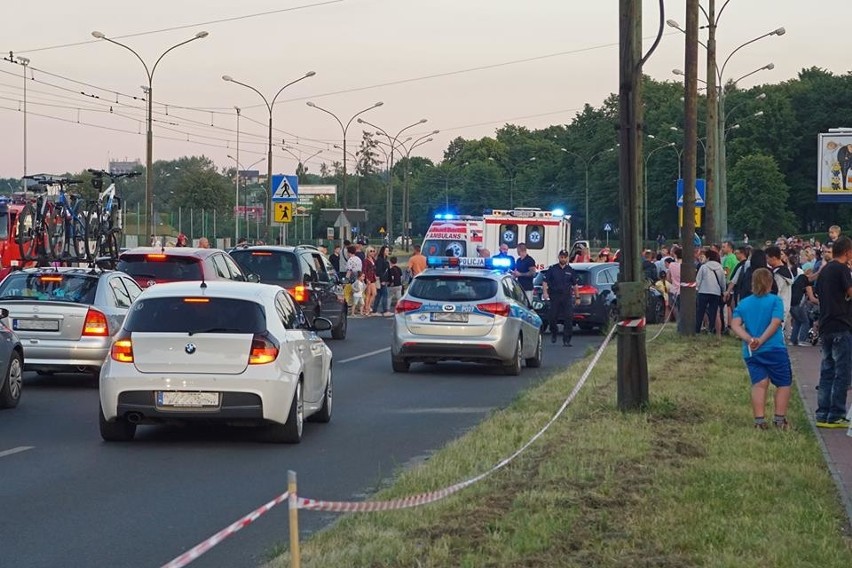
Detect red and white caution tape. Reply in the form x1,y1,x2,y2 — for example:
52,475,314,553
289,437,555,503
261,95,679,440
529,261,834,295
617,317,646,328
300,324,619,514
160,491,289,568
681,281,697,288
160,325,621,566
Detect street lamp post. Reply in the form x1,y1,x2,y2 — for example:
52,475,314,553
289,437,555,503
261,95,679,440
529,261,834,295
281,145,323,179
561,147,616,240
398,132,438,249
19,56,29,190
306,101,383,215
234,106,240,242
644,143,676,243
358,118,427,242
668,17,784,237
227,155,265,243
223,71,316,242
92,30,209,238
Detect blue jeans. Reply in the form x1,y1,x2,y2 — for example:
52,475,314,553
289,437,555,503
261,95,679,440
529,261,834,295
372,284,389,314
817,331,852,422
789,304,811,344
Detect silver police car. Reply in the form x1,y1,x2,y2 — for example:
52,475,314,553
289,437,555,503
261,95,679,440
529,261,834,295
391,257,543,374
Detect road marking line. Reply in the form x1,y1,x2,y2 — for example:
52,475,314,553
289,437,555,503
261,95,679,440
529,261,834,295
0,446,34,458
339,347,390,364
390,407,493,414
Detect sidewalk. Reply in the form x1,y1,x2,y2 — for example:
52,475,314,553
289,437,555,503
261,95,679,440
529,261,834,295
789,345,852,527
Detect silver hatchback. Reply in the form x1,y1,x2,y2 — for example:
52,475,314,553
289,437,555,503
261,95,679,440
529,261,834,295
391,264,543,374
0,268,143,376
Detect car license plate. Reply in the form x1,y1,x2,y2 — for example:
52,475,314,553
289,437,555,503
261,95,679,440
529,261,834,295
156,391,220,408
13,318,60,331
430,312,468,323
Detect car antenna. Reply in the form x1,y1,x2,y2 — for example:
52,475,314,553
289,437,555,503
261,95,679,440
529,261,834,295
200,275,207,289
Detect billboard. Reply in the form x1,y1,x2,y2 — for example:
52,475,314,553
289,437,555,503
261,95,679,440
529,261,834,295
817,132,852,203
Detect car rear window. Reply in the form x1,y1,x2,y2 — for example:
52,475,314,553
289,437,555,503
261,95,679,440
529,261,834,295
0,272,98,304
230,250,299,283
117,255,203,281
573,271,592,286
124,297,266,334
407,276,497,301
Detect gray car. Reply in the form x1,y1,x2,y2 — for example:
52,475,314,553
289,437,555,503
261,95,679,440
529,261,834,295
0,267,142,376
0,307,24,409
391,265,543,374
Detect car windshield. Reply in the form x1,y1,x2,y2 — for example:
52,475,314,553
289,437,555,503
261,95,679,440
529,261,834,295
0,272,98,304
230,250,299,283
124,297,266,334
117,255,203,281
407,275,497,301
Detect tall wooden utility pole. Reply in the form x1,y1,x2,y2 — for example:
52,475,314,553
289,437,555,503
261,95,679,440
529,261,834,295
704,0,718,243
679,0,700,336
617,0,648,409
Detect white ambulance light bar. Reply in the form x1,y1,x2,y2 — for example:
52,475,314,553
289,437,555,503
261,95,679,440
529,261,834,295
487,208,569,219
433,213,482,220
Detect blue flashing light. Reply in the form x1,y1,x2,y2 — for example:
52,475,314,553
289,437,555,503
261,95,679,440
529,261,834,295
433,213,444,220
488,257,513,270
552,208,565,217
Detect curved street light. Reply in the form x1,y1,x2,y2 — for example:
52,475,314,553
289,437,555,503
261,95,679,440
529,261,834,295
92,29,208,237
397,131,439,249
223,71,315,241
306,101,383,215
561,147,616,239
358,118,426,238
227,154,265,242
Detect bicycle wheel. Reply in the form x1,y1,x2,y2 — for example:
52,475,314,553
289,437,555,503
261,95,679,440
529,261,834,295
100,230,120,269
46,203,66,261
17,204,39,261
82,203,98,261
70,211,89,261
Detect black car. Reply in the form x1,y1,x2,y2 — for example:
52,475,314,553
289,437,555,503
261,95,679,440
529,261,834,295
229,245,347,339
532,262,665,332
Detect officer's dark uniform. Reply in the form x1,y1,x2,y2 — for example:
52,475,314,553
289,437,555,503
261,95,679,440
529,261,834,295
542,250,578,345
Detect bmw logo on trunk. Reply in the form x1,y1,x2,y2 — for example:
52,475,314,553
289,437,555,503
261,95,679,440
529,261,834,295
185,343,197,355
442,304,455,312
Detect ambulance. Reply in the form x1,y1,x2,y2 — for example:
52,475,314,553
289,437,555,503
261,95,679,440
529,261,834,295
420,214,484,258
482,208,571,270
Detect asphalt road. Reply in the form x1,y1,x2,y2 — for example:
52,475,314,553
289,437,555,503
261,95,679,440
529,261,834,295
0,317,602,568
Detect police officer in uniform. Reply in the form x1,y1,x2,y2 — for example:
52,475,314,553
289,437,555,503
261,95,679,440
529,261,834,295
541,249,580,346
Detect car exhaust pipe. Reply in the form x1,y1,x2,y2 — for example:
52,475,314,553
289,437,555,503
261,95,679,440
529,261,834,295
126,412,143,424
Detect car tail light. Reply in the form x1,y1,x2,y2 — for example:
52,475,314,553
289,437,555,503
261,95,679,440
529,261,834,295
477,302,511,317
577,285,598,306
39,275,63,283
251,251,272,256
289,285,310,303
83,308,109,336
395,299,422,313
111,332,133,363
249,334,279,365
146,254,167,260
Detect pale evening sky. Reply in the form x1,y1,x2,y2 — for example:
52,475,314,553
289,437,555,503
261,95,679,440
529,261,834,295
0,0,845,180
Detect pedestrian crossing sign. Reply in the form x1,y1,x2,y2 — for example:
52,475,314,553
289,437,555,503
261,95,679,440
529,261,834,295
274,202,294,224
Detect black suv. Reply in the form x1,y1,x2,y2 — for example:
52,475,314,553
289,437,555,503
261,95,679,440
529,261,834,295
229,245,347,339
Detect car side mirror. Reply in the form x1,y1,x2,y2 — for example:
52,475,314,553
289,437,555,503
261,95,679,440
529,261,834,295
311,317,333,332
246,273,260,283
0,308,7,319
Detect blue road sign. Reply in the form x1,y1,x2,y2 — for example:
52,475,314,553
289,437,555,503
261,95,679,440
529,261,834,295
271,175,299,202
676,178,706,207
603,223,613,232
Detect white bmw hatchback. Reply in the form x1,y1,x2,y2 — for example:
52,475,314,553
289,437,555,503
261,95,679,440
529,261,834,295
99,281,333,443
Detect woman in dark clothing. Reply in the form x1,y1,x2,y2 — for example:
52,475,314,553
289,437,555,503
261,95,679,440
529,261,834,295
371,245,391,316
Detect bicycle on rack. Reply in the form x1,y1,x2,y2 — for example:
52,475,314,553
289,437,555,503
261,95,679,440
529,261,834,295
17,175,85,264
85,169,139,268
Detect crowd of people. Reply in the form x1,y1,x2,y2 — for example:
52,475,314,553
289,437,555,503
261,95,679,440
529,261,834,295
651,226,851,431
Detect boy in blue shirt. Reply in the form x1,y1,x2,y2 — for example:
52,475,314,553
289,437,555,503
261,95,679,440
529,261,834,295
730,267,792,430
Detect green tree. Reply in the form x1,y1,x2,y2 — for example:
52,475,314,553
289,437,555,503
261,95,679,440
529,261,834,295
728,154,796,237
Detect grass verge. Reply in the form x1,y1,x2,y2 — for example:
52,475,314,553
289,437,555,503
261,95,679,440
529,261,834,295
268,330,852,567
